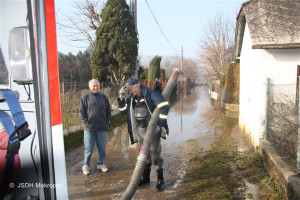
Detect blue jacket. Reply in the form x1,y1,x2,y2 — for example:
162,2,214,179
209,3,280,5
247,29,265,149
118,85,169,144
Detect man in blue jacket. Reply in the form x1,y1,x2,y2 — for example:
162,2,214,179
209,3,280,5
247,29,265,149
118,78,169,191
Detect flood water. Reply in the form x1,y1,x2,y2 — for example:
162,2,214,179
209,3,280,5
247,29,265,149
66,85,237,199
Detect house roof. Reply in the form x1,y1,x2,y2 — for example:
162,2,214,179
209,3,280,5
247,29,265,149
234,0,300,60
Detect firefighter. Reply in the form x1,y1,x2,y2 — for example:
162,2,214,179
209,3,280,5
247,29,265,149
118,78,169,191
154,78,162,93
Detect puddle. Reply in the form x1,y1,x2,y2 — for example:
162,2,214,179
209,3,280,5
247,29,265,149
66,85,249,199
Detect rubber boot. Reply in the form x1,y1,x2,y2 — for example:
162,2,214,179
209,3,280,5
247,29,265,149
156,168,165,191
139,163,151,186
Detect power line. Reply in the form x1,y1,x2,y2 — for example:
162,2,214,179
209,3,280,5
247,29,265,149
144,0,179,53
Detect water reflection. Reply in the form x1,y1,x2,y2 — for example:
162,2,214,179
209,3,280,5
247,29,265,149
209,93,238,128
107,125,131,160
104,84,237,160
163,85,213,148
171,84,199,115
106,83,202,151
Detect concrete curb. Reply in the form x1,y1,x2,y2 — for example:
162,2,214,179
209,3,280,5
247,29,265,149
63,124,84,136
260,139,300,200
63,110,119,136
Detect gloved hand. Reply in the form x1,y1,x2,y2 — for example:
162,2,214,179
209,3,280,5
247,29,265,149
160,126,169,140
119,86,127,99
155,126,161,134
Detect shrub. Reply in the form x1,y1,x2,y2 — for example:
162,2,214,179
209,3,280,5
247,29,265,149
223,63,240,104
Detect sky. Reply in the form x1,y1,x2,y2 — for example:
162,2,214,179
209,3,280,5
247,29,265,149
55,0,244,64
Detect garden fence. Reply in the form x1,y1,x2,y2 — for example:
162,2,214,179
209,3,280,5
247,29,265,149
60,81,119,128
265,78,299,172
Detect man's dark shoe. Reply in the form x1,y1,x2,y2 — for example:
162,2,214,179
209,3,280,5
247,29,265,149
155,179,165,191
139,176,150,186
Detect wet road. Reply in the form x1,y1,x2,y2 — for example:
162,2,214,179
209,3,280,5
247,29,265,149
66,85,224,199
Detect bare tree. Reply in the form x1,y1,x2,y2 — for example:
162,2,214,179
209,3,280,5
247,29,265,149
56,0,104,50
181,58,200,81
162,56,200,81
161,56,179,78
197,12,235,81
58,53,77,82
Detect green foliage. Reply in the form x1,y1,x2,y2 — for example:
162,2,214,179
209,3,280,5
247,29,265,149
160,69,166,81
76,51,92,84
58,51,92,84
220,73,226,87
91,0,138,83
147,55,161,81
138,66,148,81
223,63,240,103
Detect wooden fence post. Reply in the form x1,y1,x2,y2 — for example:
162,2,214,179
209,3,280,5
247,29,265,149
73,81,76,93
61,81,65,103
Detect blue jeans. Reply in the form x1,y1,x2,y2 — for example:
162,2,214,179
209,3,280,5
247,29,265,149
83,130,107,166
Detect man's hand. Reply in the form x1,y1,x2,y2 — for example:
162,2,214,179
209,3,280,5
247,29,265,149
160,127,168,139
119,86,127,100
155,126,161,134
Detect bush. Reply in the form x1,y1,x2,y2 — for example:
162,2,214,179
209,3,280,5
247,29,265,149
148,56,161,82
223,63,240,104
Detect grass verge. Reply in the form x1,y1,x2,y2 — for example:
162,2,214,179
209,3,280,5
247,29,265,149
63,113,127,152
176,133,283,200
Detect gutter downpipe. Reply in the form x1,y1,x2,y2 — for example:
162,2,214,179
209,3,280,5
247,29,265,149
121,68,182,200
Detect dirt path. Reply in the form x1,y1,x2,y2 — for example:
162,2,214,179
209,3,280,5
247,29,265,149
65,123,204,200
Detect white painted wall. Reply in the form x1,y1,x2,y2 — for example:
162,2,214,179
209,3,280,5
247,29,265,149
239,24,263,148
239,24,300,148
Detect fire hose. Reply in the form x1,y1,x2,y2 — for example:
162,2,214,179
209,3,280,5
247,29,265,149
121,68,182,200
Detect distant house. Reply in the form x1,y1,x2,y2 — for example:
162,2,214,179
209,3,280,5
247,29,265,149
234,0,300,148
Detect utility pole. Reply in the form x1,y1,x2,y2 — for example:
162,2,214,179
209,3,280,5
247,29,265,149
181,46,183,89
130,0,138,79
180,47,183,133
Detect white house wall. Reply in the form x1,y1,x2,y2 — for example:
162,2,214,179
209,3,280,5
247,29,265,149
239,24,263,148
262,48,300,87
239,24,300,148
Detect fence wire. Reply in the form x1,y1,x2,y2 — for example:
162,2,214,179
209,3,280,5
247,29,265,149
265,79,298,167
60,81,119,128
59,80,168,128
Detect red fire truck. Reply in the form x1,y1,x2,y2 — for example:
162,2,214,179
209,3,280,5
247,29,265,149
0,0,68,199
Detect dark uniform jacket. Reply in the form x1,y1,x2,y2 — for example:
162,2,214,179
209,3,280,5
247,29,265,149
118,85,169,144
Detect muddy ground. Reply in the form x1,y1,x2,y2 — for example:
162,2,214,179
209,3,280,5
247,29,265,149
65,86,269,200
66,123,257,200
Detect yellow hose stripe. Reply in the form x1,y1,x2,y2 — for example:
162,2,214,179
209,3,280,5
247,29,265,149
119,104,127,111
159,114,168,119
157,101,169,108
